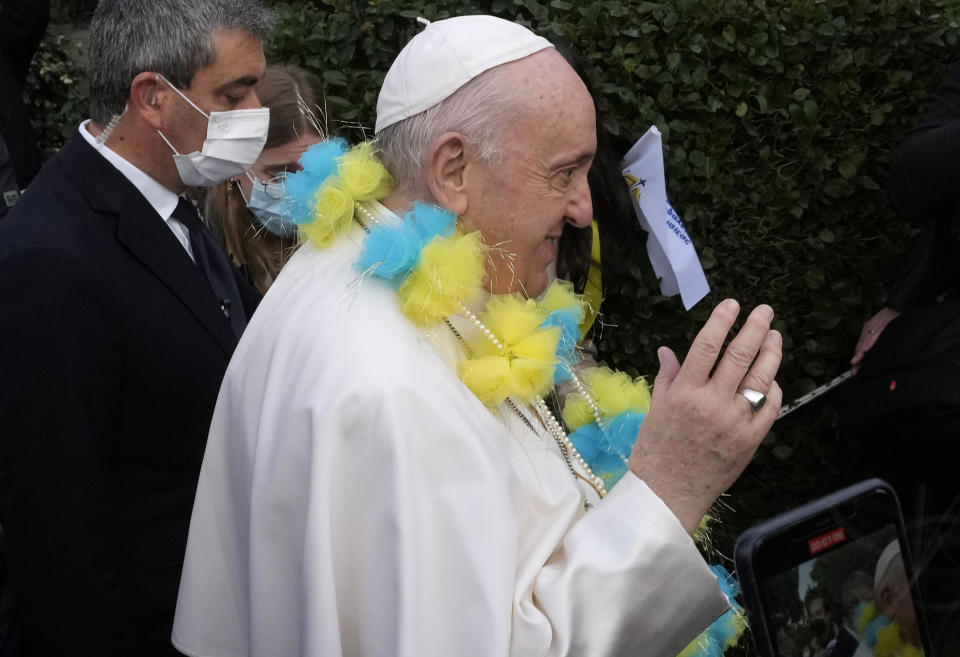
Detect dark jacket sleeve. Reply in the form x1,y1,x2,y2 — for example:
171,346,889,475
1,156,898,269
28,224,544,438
0,245,137,656
885,214,959,311
0,0,49,190
0,0,51,84
889,54,960,223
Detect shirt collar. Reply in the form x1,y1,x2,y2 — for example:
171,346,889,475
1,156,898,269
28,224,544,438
357,199,403,229
79,120,180,221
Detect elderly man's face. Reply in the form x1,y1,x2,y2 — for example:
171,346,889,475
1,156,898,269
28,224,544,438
877,564,920,646
460,50,596,297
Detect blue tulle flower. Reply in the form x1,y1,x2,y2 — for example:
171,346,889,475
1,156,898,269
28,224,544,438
408,202,457,241
355,202,457,280
283,139,348,225
356,222,422,280
568,410,644,488
300,138,347,181
863,613,891,648
712,563,740,600
684,565,746,657
542,307,582,383
567,422,604,463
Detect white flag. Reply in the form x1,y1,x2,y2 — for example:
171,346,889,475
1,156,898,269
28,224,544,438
621,125,710,310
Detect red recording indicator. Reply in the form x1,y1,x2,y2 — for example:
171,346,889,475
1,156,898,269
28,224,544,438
808,527,847,555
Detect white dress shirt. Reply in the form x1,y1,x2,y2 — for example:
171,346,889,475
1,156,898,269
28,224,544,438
79,120,195,260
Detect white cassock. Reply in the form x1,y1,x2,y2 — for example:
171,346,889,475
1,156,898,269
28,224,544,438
172,203,729,657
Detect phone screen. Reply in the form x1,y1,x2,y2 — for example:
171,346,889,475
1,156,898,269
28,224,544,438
758,521,925,657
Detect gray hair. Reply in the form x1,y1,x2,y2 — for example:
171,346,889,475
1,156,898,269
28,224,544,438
375,61,526,194
88,0,271,124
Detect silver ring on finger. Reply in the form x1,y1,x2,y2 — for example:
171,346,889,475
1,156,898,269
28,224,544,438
742,388,766,413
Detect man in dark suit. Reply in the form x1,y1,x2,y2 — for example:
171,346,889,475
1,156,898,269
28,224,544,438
0,1,268,655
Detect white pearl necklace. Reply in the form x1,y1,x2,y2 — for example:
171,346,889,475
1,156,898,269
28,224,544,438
533,397,607,498
354,201,384,228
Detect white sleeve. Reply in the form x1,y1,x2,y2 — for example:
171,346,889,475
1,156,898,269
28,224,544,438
302,381,725,657
528,471,730,657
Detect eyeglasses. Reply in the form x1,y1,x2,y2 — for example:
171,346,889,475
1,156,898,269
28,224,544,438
246,171,288,200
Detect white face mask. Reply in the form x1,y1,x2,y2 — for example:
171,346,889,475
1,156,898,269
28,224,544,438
155,73,270,187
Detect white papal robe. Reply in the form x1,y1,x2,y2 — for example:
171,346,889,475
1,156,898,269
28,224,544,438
172,205,729,657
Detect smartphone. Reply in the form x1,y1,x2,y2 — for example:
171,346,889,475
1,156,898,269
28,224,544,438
734,478,934,657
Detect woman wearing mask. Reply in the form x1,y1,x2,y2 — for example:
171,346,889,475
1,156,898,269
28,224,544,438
206,64,326,294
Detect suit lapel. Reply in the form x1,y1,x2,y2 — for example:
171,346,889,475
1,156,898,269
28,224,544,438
61,132,237,356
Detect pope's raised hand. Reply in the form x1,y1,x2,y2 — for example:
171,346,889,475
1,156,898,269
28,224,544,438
627,299,783,535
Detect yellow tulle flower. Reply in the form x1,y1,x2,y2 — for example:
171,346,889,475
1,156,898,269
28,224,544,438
457,295,560,406
301,182,354,249
540,279,584,319
562,395,594,431
857,602,879,635
562,366,651,431
477,296,548,351
399,231,486,325
585,366,651,415
875,623,902,657
459,356,512,407
677,607,746,657
338,142,393,200
458,330,559,406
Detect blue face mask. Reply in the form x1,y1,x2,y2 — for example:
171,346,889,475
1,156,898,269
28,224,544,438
241,173,299,239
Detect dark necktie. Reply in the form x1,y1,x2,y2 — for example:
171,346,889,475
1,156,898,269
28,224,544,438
172,197,247,337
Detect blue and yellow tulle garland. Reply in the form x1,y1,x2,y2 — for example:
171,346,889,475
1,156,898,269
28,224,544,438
856,602,924,657
679,565,747,657
286,139,746,657
285,140,586,407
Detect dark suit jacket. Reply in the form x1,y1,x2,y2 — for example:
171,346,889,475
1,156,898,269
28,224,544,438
0,131,260,656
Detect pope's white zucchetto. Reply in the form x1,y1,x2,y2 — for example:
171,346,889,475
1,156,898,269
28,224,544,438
374,15,554,134
874,540,901,589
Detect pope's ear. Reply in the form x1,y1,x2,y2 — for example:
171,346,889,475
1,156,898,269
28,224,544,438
129,71,164,130
425,132,469,216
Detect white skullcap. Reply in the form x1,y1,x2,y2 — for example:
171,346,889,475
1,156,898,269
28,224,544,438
874,540,901,590
375,15,554,134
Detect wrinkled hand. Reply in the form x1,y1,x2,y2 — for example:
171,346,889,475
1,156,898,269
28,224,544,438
850,306,900,374
628,299,782,535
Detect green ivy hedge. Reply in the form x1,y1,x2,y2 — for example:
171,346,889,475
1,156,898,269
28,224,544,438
25,29,89,159
24,3,960,642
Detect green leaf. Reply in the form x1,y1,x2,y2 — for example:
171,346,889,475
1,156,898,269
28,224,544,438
838,155,860,181
857,175,881,191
